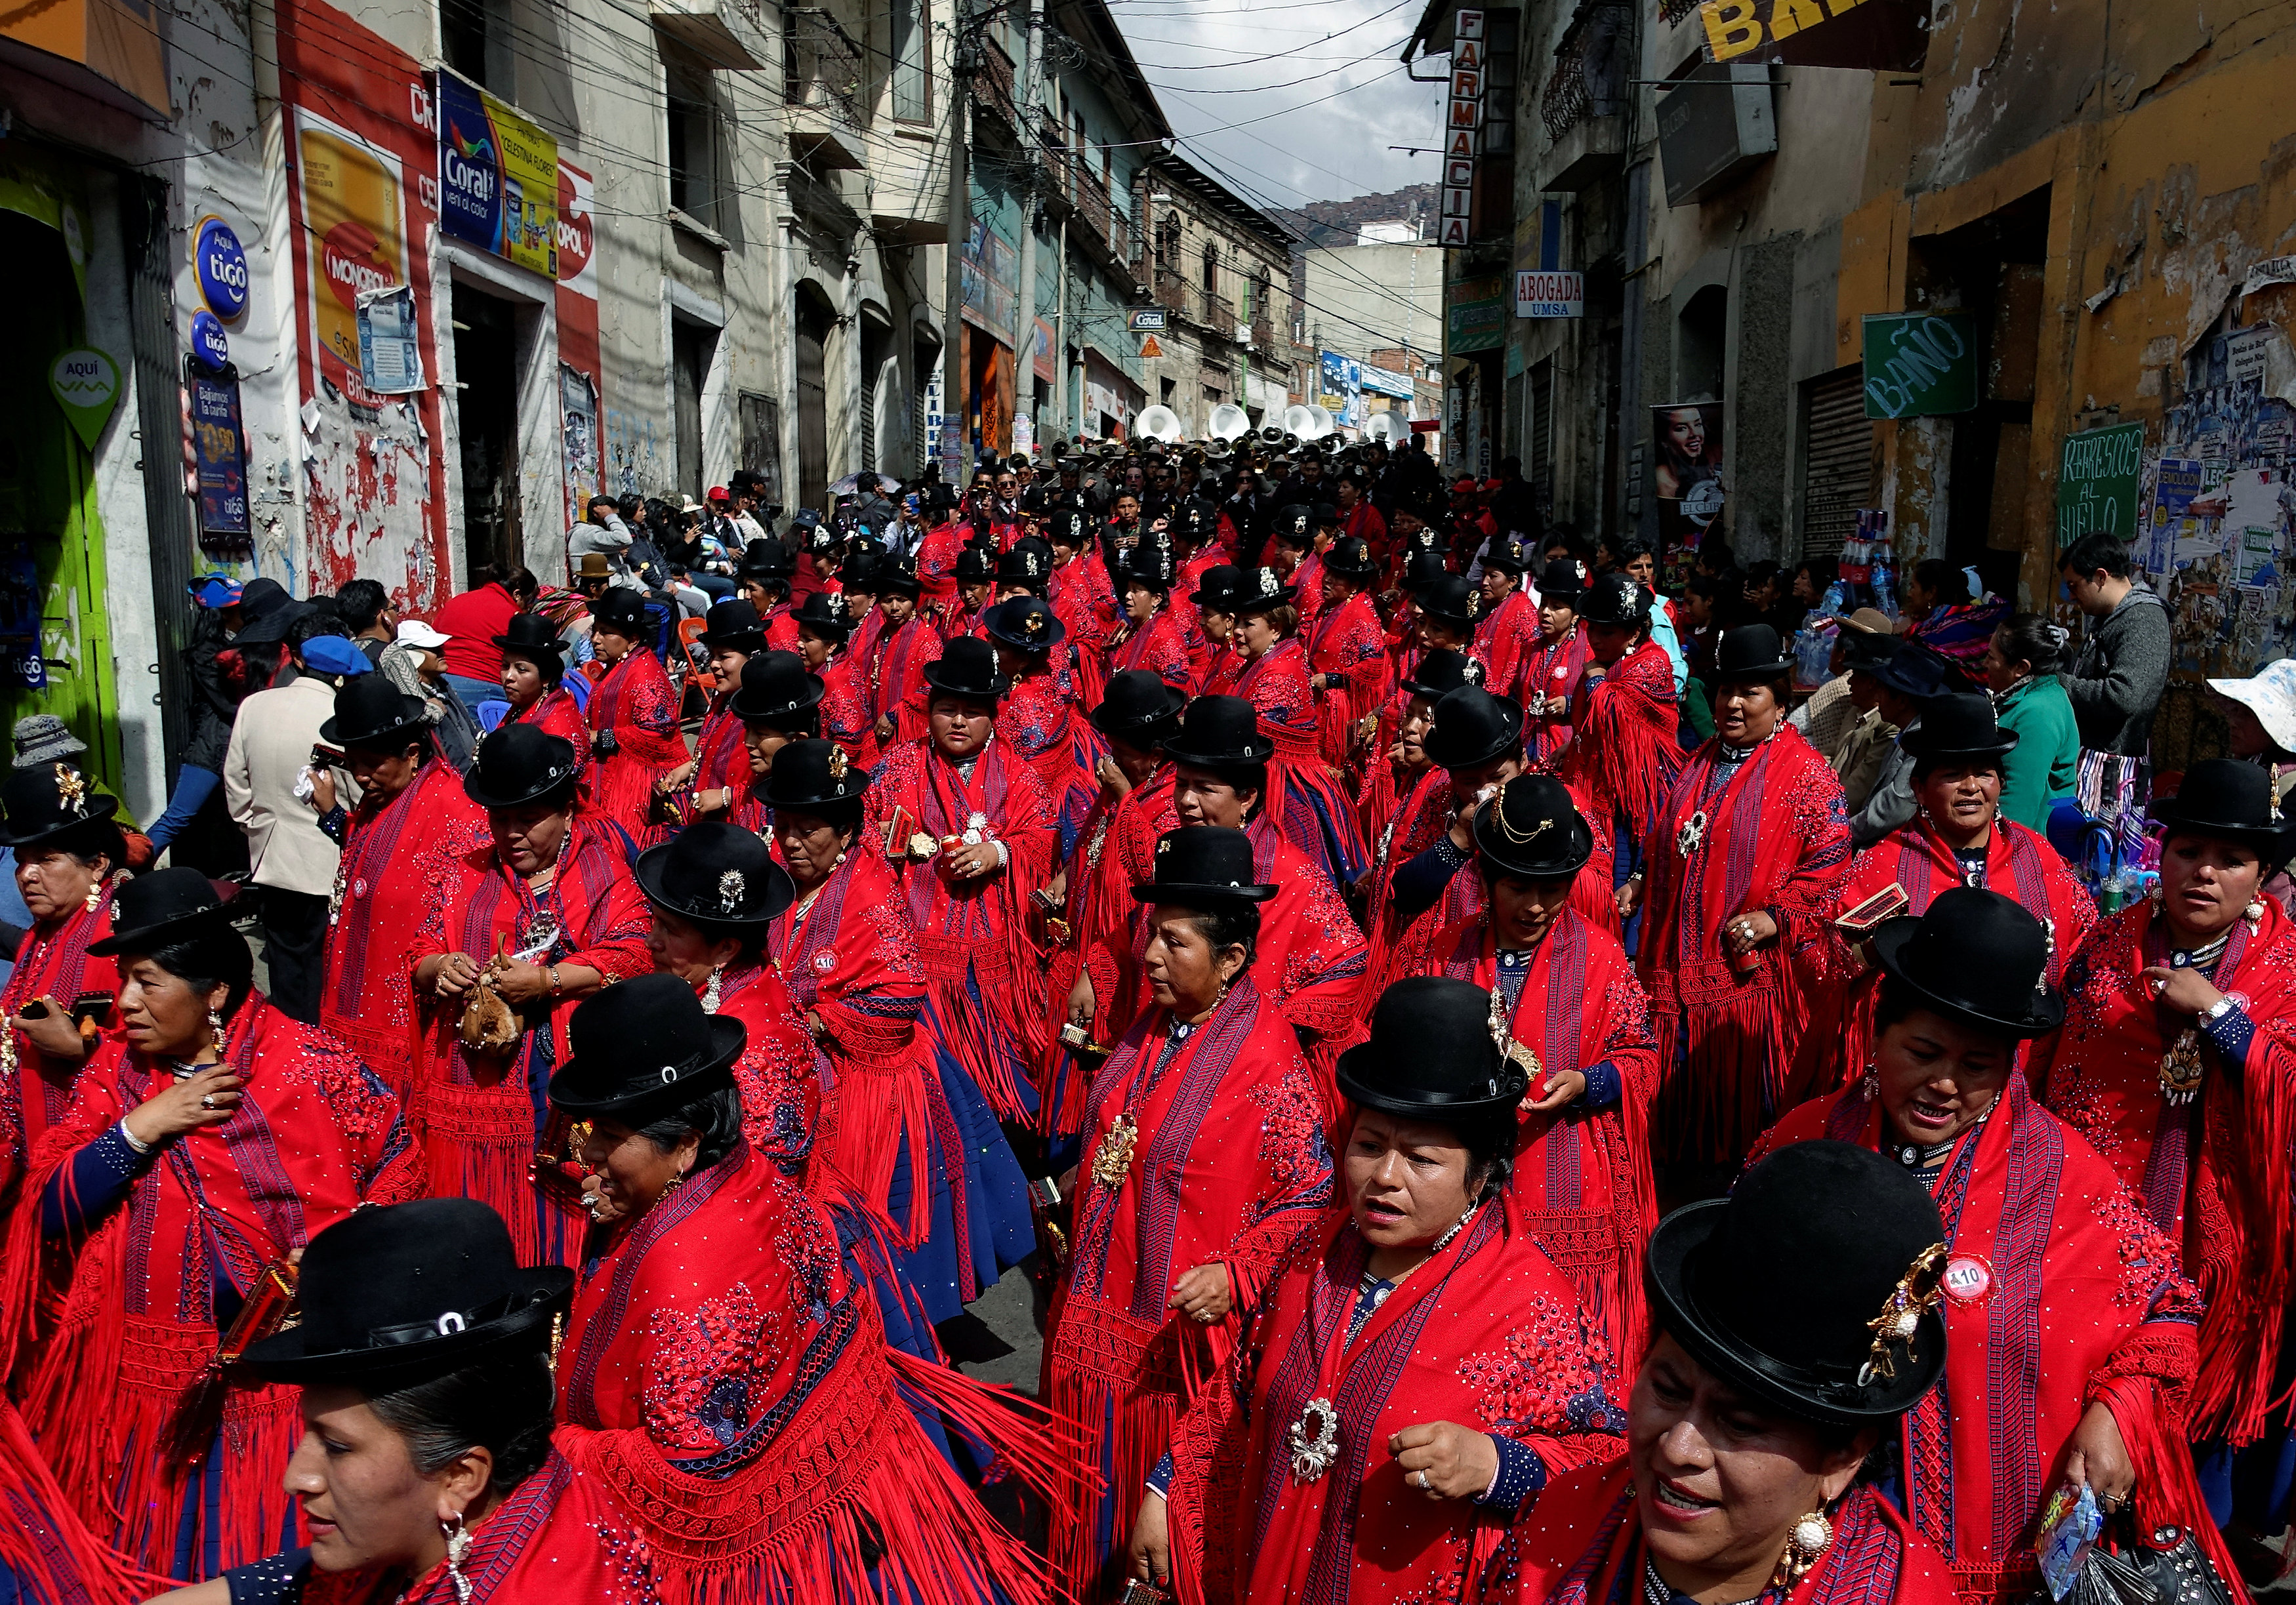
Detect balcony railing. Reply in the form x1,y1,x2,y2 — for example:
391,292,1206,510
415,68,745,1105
783,8,863,127
1541,1,1631,143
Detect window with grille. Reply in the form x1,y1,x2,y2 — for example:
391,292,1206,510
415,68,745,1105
1797,365,1875,559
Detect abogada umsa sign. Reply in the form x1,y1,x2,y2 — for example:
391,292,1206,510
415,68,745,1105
435,70,558,277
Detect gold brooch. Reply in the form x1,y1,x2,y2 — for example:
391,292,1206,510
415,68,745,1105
827,746,848,782
1858,1242,1948,1386
1092,1112,1139,1188
54,763,87,815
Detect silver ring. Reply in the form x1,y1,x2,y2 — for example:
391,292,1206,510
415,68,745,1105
1415,1469,1429,1490
199,1094,217,1110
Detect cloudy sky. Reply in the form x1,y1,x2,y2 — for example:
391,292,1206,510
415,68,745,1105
1105,0,1446,208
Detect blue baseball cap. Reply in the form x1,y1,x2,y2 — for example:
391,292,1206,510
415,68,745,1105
189,573,244,608
299,636,371,677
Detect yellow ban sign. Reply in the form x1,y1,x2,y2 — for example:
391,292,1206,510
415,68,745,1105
1698,0,1870,62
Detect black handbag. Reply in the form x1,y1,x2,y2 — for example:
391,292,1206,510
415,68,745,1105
2053,1524,2233,1605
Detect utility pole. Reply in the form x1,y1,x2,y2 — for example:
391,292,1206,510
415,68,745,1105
940,0,975,483
1010,0,1044,455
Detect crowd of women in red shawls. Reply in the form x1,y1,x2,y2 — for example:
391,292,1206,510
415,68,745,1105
0,469,2289,1605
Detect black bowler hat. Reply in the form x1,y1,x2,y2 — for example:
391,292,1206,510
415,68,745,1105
1310,502,1342,530
1715,623,1795,682
1577,573,1650,629
319,676,428,751
1091,669,1187,744
878,556,922,598
1122,539,1178,593
1193,565,1244,614
729,650,824,725
462,723,581,811
1324,536,1378,580
1900,693,2017,767
1403,521,1450,555
1173,499,1218,543
1422,684,1525,771
636,821,795,927
1535,558,1588,600
1401,649,1483,702
1403,550,1452,592
1335,977,1527,1129
1483,535,1534,576
2150,757,2296,857
1044,508,1090,546
1870,640,1953,701
1272,505,1314,546
0,760,119,849
1130,826,1276,907
699,599,766,652
243,1199,573,1385
1474,773,1593,882
790,591,852,644
1161,695,1275,769
740,540,794,580
1231,566,1297,614
998,538,1055,588
762,738,871,811
1870,886,2063,1038
1647,1140,1948,1427
1418,575,1479,633
89,866,234,955
841,550,885,591
955,546,997,584
233,598,310,646
548,973,745,1124
590,588,651,634
983,596,1065,656
492,612,568,662
920,637,1010,703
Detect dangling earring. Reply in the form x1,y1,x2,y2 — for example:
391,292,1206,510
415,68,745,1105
663,1167,689,1196
84,874,104,913
2245,898,2267,924
702,963,725,1014
1859,1061,1879,1099
441,1512,474,1605
1771,1509,1833,1589
208,1007,227,1057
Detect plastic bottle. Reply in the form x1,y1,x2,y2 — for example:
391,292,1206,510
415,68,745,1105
1820,578,1847,619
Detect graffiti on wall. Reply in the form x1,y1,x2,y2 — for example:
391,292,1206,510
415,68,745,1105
604,407,661,497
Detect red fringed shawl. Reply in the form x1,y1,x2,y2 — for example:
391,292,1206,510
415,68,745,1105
1424,908,1659,1363
1803,817,2095,1094
1044,976,1334,1600
0,890,119,1176
1471,590,1540,706
1640,729,1850,1166
1486,1461,1954,1605
322,759,489,1093
1238,815,1370,1057
1076,770,1181,1053
1557,640,1680,862
2032,899,2296,1447
864,737,1057,1120
5,1002,422,1578
1755,1079,2236,1605
699,962,829,1184
506,685,586,743
1111,607,1193,691
413,822,653,1268
816,654,879,773
999,667,1105,853
586,649,688,839
1308,590,1393,777
1235,637,1372,889
684,690,752,819
871,615,943,744
1521,625,1594,767
557,1145,1069,1605
1050,552,1119,708
0,1396,151,1605
1169,1198,1627,1605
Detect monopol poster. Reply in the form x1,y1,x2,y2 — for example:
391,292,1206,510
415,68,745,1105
1652,401,1725,586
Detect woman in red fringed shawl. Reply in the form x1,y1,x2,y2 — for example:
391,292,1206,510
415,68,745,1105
2030,760,2296,1532
1110,548,1195,693
938,542,998,641
1231,567,1372,891
411,726,653,1271
1336,474,1388,567
659,601,764,828
1044,826,1335,1601
314,680,490,1098
1050,672,1184,1139
581,588,689,842
1191,564,1247,697
789,591,878,773
0,762,126,1176
1632,626,1848,1180
1484,1141,1958,1605
987,596,1107,860
1046,512,1117,708
868,561,944,748
544,978,1076,1605
174,1198,661,1605
1559,575,1681,882
493,615,588,746
1802,694,2094,1091
1152,977,1627,1605
4,869,422,1583
1415,776,1658,1363
1471,538,1543,705
764,739,1034,1323
1307,537,1393,781
1752,888,2236,1604
863,639,1058,1124
1521,562,1595,767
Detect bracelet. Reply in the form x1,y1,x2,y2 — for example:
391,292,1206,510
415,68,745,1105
2203,994,2238,1023
117,1117,152,1156
546,965,562,998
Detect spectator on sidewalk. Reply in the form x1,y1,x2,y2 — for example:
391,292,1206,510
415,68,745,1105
334,577,398,668
1847,640,1952,848
1986,612,2081,830
2057,532,2170,756
568,495,634,577
377,617,483,771
224,622,370,1023
431,563,539,719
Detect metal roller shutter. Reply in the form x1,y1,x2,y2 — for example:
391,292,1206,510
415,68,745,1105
1799,366,1873,559
1529,358,1555,518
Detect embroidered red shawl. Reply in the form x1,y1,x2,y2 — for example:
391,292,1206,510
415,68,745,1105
688,691,751,802
1557,638,1680,862
998,667,1103,855
585,647,687,838
1111,607,1194,693
1170,1197,1627,1605
0,890,117,1177
1640,729,1850,1165
816,653,879,771
1521,624,1594,767
1755,1079,2234,1604
321,758,489,1091
1471,590,1540,705
4,1001,421,1576
2032,899,2296,1446
1236,638,1372,889
871,615,944,742
1075,770,1181,1052
557,1145,1066,1605
506,685,585,743
1308,590,1393,776
1425,907,1659,1362
1044,976,1334,1597
700,961,829,1184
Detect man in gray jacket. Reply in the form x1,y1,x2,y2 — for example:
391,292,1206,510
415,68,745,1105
1847,641,1954,848
2057,532,2171,756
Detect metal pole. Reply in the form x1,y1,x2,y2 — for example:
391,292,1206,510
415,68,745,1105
941,0,973,481
1010,0,1044,456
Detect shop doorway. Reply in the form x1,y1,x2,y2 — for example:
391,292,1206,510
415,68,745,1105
794,285,833,511
453,285,523,582
672,317,714,501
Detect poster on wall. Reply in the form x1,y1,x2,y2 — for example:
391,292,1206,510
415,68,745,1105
435,70,559,277
189,368,252,552
297,115,407,401
356,285,424,394
556,160,603,534
0,547,46,690
1652,401,1726,585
